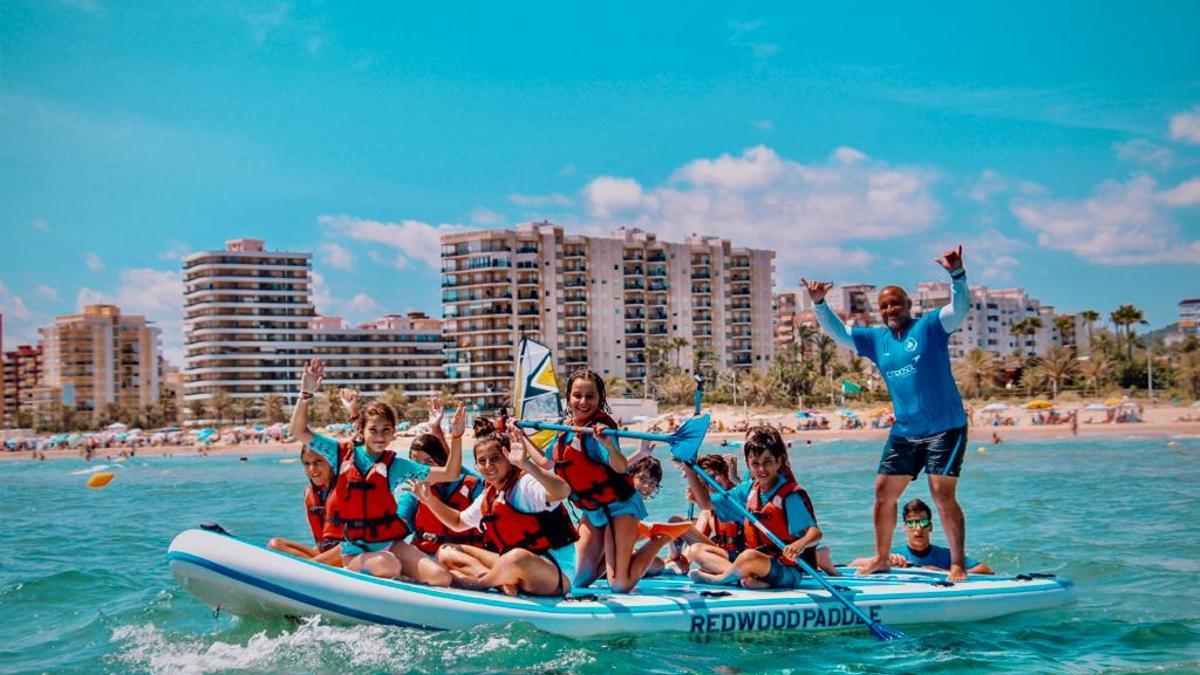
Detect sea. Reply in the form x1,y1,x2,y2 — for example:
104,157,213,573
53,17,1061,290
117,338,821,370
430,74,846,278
2,434,1198,674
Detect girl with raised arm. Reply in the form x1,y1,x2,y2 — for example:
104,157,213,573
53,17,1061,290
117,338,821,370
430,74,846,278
290,359,461,579
413,418,578,596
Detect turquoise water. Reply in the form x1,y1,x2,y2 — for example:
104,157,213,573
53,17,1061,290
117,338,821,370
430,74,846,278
2,435,1199,673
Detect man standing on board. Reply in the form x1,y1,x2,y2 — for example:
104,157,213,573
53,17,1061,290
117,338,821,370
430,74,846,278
803,245,973,581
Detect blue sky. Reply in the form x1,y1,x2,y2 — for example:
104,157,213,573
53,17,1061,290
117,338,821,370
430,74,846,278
2,1,1199,365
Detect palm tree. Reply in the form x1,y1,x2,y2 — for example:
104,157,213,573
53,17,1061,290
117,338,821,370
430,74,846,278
1009,317,1043,358
740,368,785,407
1176,351,1200,399
604,375,629,397
669,337,689,370
262,394,286,424
1080,310,1100,351
209,391,233,426
1110,304,1148,362
1054,316,1075,353
794,323,818,360
953,348,1000,399
186,399,207,425
1078,352,1114,397
380,386,409,412
1027,347,1079,398
657,370,697,405
814,334,837,377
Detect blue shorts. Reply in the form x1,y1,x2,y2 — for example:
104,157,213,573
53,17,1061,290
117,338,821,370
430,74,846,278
762,558,806,589
879,425,968,479
546,544,578,594
579,493,648,528
339,539,395,557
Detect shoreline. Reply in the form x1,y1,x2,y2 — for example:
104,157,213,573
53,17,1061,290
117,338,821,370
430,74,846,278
5,417,1196,462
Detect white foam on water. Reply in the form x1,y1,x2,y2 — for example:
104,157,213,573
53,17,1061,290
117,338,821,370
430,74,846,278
70,464,113,475
111,616,434,674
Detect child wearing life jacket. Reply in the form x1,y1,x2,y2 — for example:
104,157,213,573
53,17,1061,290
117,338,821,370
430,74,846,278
267,445,344,567
289,359,462,581
534,370,675,593
689,426,823,589
412,418,578,597
395,403,486,557
679,453,748,578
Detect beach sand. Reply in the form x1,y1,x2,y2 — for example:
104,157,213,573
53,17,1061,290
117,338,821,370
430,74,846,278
5,403,1197,462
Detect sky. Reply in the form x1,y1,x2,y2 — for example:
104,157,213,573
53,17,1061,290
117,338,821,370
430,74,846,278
2,1,1199,366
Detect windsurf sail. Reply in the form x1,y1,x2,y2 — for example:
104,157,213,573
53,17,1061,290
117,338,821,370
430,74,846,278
513,338,563,453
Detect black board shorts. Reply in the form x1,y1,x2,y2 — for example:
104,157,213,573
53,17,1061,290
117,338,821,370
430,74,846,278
878,425,968,479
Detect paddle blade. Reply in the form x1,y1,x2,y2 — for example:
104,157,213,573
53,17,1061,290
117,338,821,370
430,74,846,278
513,338,563,453
666,414,711,464
869,621,907,641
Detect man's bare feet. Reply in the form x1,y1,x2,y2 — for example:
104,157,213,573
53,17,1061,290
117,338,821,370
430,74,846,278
947,564,967,582
855,555,892,576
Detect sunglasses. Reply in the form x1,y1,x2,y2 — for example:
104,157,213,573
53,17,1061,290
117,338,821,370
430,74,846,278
904,518,932,530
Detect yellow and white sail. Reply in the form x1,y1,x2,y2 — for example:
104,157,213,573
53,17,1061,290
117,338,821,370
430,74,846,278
513,338,562,452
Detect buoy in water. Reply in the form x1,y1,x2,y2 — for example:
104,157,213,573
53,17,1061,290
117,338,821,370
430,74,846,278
87,472,116,488
977,446,987,453
1167,441,1180,448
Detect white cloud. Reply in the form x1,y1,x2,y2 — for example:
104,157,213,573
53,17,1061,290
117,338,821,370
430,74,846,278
979,255,1021,282
158,241,193,262
33,218,51,231
318,242,355,271
83,251,104,271
76,287,106,309
671,145,783,190
311,271,333,314
35,284,58,302
1114,139,1175,170
1159,177,1200,206
1169,105,1200,145
1011,175,1200,265
470,207,505,226
367,250,410,271
729,19,779,60
967,169,1008,204
508,192,573,207
0,280,32,320
583,177,646,219
348,292,380,315
318,214,460,269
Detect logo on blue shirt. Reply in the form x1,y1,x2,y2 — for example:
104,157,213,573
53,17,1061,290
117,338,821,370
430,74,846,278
904,337,918,353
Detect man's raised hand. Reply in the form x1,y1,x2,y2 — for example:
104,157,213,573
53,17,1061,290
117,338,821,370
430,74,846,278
801,278,834,304
934,245,964,273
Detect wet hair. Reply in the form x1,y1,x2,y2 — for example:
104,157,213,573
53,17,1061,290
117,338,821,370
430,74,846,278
410,433,447,465
696,453,730,477
352,400,398,447
472,416,511,457
903,498,932,520
743,424,796,483
565,369,611,415
628,456,662,484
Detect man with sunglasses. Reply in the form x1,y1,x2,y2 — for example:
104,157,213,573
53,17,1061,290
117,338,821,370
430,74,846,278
804,245,974,581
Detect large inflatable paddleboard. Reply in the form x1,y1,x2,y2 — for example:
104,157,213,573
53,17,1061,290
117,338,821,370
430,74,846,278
168,528,1073,637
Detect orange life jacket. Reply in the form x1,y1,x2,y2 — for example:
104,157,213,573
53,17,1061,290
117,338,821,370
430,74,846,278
480,470,579,555
304,483,330,544
322,446,410,545
743,479,818,568
552,412,635,511
709,511,746,556
412,473,485,554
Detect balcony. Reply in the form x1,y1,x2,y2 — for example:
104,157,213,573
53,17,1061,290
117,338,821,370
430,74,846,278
623,250,645,262
623,280,645,290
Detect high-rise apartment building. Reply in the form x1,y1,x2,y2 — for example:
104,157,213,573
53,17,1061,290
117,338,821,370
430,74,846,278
912,283,1085,358
33,304,159,420
184,239,445,415
2,345,43,427
442,223,775,407
183,239,316,407
1180,298,1200,338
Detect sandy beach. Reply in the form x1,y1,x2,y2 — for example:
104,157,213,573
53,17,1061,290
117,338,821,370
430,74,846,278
6,402,1197,463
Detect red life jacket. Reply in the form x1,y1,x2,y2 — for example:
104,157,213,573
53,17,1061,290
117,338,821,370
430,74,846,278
304,483,330,544
322,446,410,545
743,479,818,568
552,412,635,511
708,511,745,556
412,473,485,554
480,470,579,555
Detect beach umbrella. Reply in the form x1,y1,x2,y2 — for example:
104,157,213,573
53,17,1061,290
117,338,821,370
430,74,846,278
793,411,812,419
1025,400,1054,410
1084,403,1109,411
105,422,128,432
834,408,857,417
980,402,1008,412
869,406,892,417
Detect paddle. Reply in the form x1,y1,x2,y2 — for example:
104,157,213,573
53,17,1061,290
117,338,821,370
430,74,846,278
514,414,711,462
670,436,906,641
